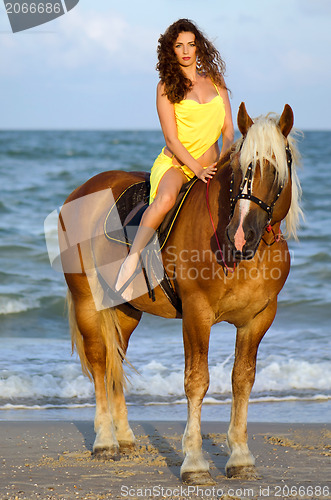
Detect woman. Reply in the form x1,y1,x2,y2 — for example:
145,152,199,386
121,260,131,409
115,19,234,300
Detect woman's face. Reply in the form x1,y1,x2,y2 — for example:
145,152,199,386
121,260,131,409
173,31,196,67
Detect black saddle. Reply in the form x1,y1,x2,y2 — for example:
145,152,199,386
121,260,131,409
103,173,197,314
104,173,197,250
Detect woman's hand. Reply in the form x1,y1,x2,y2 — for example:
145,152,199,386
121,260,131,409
196,162,218,183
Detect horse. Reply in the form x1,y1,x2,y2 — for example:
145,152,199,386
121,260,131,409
58,102,302,485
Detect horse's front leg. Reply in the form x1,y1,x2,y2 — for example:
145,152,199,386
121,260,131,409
181,298,214,485
226,299,278,478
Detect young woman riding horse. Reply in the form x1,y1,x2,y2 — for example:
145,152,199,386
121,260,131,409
60,20,302,487
115,19,234,301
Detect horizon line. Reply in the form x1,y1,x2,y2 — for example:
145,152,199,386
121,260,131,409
1,127,330,133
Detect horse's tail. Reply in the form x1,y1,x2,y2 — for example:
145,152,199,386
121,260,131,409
66,291,127,397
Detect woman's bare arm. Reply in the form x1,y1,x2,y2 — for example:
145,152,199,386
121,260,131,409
217,78,234,158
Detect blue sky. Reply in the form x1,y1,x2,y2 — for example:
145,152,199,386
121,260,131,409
1,0,330,130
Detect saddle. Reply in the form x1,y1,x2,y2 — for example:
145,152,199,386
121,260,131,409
103,173,198,313
104,174,197,250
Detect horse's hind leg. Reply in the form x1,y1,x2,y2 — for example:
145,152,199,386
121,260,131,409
67,283,118,458
67,277,140,458
226,299,278,478
110,304,142,450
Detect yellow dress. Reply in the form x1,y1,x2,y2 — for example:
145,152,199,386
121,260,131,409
149,84,225,203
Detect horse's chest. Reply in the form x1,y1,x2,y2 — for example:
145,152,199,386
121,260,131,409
213,278,273,325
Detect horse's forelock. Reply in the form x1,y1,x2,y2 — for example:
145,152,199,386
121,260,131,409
239,114,289,181
232,113,303,239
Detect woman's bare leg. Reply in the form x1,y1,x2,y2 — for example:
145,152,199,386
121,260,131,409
115,167,187,300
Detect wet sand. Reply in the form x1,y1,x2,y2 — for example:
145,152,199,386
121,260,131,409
0,421,330,499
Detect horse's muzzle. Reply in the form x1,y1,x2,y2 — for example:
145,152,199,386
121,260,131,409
226,218,263,261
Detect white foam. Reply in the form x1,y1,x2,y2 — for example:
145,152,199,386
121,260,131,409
0,364,93,399
126,357,331,398
0,297,40,315
254,358,331,392
128,369,184,397
0,403,95,411
144,361,168,372
143,394,331,406
0,350,330,405
1,394,329,411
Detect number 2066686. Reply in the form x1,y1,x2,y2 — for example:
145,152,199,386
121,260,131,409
274,485,330,497
5,3,62,14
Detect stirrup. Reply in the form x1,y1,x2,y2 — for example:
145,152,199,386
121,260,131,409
115,260,142,298
114,253,155,303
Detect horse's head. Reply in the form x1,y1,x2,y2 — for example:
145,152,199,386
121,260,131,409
226,102,301,260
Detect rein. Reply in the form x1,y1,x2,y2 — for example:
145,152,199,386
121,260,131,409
262,223,282,246
206,178,235,275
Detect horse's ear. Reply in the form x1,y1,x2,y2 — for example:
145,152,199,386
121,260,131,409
237,102,253,136
279,104,294,138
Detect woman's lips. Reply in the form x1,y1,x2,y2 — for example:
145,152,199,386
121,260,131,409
182,57,191,61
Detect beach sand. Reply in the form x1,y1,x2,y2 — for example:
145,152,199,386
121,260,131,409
0,421,330,500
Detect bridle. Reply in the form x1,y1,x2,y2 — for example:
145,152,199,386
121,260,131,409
205,140,293,275
229,143,293,226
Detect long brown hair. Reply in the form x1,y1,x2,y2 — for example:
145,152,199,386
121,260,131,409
156,19,227,104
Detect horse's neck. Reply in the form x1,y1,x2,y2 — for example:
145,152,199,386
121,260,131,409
212,155,232,206
207,156,232,240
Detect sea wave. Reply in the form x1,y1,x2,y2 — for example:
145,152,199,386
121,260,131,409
0,297,40,315
126,358,331,397
1,395,330,412
254,358,331,392
0,357,330,405
0,201,10,214
0,403,95,411
145,394,331,406
0,130,330,423
0,364,93,399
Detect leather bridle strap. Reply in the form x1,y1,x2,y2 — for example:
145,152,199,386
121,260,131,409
230,143,293,224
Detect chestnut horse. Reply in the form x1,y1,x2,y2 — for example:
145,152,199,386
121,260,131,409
60,103,302,484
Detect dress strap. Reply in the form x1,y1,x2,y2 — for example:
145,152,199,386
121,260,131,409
213,82,220,96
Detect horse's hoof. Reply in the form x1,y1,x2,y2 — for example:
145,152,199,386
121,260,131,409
92,447,121,461
182,471,216,485
119,441,136,453
226,465,259,479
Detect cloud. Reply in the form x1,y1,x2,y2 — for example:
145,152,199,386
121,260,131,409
56,10,158,72
1,1,330,129
298,0,331,16
282,49,317,75
0,9,159,76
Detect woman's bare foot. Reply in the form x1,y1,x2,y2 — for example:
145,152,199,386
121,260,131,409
115,253,140,302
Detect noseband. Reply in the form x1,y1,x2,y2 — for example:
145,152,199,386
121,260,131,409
230,144,293,225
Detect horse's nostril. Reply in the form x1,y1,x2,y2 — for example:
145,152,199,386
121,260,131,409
246,229,256,243
243,248,255,260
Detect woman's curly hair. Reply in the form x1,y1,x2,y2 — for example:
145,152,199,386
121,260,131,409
156,19,227,104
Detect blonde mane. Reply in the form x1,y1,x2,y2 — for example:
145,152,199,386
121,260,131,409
233,113,303,239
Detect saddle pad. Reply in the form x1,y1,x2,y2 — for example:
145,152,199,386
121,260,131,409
104,175,198,250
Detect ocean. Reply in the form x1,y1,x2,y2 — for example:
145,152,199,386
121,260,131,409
0,129,330,423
